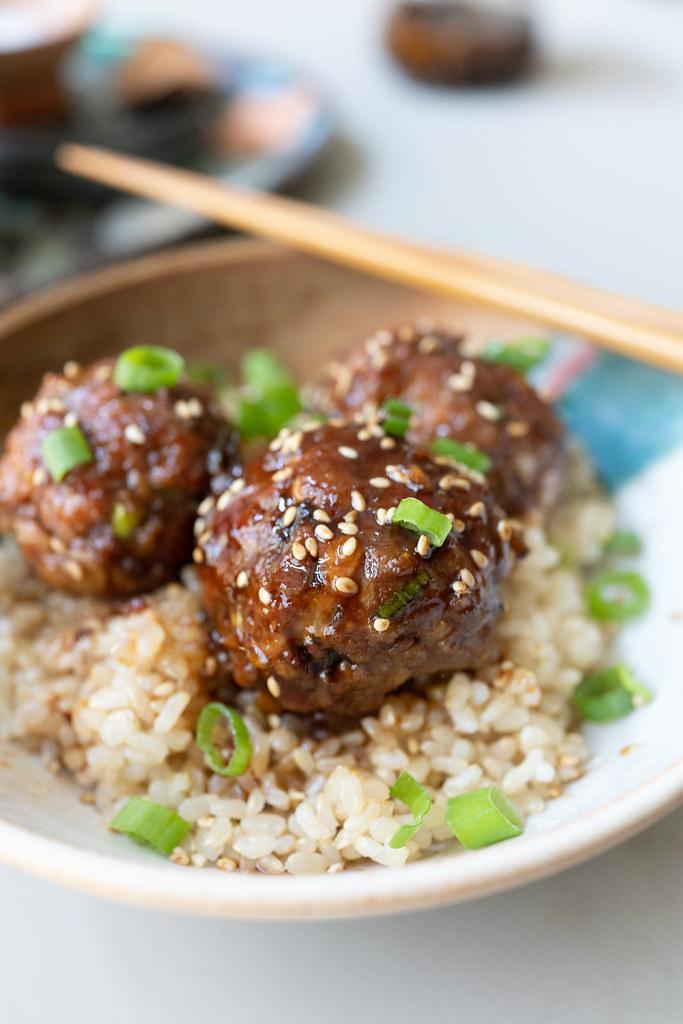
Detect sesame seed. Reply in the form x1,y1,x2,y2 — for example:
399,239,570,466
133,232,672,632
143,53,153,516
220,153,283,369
170,847,190,866
369,476,390,489
282,506,297,527
204,656,217,676
373,617,390,632
46,398,66,413
63,360,80,380
50,537,66,553
272,467,292,483
386,465,410,484
216,491,232,511
197,815,214,829
447,373,472,392
338,445,358,460
236,571,249,588
507,420,530,438
229,478,245,494
357,428,371,441
460,360,476,378
470,549,489,568
460,568,476,587
385,505,397,524
351,490,366,512
94,364,112,382
380,436,396,449
418,334,439,354
193,547,204,564
439,473,458,490
20,402,33,419
124,423,145,445
259,587,272,606
198,496,215,516
315,524,334,542
216,856,237,872
281,430,303,453
476,400,502,422
305,536,319,558
267,676,281,698
291,541,307,561
497,519,512,541
343,509,358,523
375,508,388,526
269,437,283,452
416,534,430,557
340,537,358,558
313,509,331,523
338,521,359,535
65,560,84,581
334,576,359,595
198,529,211,545
194,518,205,536
467,501,486,518
452,518,466,532
63,412,78,429
451,580,468,595
454,478,472,491
32,467,47,487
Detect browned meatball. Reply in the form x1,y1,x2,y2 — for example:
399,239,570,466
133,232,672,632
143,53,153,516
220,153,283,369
312,325,566,517
0,357,236,596
197,419,523,716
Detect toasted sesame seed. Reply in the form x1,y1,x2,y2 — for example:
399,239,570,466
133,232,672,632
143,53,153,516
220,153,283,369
267,676,281,698
46,398,66,414
375,508,388,526
451,580,468,595
94,364,111,382
507,420,530,438
305,536,319,558
198,496,215,516
198,529,211,545
32,467,47,487
369,476,390,489
351,490,366,512
313,509,331,523
216,491,232,511
439,473,458,490
216,856,237,872
447,373,472,392
418,334,439,354
63,360,80,380
343,509,358,523
20,402,33,419
63,411,78,429
470,549,489,568
380,436,397,450
334,576,359,595
452,518,466,532
338,521,359,535
170,847,191,866
272,467,293,483
416,533,430,557
194,518,205,537
229,478,245,494
476,400,502,422
269,437,283,452
236,571,249,589
193,547,204,564
291,541,307,561
497,519,512,541
282,506,297,527
386,465,410,484
340,537,358,558
204,656,217,676
49,537,66,554
281,430,303,453
65,560,84,581
373,617,390,632
259,587,272,606
385,505,397,523
460,359,476,378
124,423,145,445
357,428,371,441
338,445,358,460
467,501,486,519
460,568,476,587
315,524,334,542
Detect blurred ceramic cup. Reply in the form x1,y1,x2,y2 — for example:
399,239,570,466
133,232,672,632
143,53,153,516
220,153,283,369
0,0,96,126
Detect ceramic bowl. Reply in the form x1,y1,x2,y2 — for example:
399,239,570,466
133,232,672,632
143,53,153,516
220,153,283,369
0,238,681,918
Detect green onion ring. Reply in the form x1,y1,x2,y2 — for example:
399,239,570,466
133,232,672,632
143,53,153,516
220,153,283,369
195,701,252,777
389,772,431,849
393,497,452,547
114,346,185,393
586,570,650,621
41,424,94,482
445,786,524,849
481,336,551,373
111,503,142,540
110,796,191,855
430,437,492,474
603,529,641,557
574,663,652,722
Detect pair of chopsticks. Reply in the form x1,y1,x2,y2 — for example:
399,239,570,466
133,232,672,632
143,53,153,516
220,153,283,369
57,143,683,375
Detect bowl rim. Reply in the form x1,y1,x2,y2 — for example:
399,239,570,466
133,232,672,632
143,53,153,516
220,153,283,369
1,236,682,920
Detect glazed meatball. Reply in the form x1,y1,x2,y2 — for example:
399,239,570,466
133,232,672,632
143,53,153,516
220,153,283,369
197,419,523,716
0,356,236,596
312,325,566,516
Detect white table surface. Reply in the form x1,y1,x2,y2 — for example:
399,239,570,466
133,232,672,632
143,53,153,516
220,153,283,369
2,2,682,1020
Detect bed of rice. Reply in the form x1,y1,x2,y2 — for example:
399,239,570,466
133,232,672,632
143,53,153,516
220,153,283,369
0,452,616,875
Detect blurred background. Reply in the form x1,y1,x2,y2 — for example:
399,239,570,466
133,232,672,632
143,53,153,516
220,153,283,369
2,0,682,310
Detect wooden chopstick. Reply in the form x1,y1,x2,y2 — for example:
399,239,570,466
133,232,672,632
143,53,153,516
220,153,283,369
56,143,683,374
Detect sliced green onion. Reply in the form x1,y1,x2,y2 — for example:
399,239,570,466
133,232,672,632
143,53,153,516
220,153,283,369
237,350,302,439
389,772,431,849
110,796,190,855
381,397,412,438
586,570,650,621
186,361,230,391
604,529,641,557
383,415,409,438
481,336,551,374
195,701,252,777
393,497,452,547
574,663,652,722
383,397,412,419
242,349,291,390
111,502,141,540
375,569,430,620
430,437,492,474
445,786,523,849
114,346,185,393
41,424,94,482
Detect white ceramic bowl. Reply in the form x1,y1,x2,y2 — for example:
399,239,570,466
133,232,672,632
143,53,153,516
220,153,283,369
1,239,681,919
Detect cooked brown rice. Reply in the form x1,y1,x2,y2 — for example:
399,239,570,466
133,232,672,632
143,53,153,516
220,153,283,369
0,451,615,875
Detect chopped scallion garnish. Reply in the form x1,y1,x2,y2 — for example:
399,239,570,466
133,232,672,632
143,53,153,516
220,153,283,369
389,772,431,849
445,786,523,849
574,663,652,722
186,362,230,391
430,437,492,474
586,570,650,621
111,503,141,540
41,424,94,482
375,570,430,620
114,346,185,393
393,497,452,547
237,349,302,440
481,336,551,374
195,702,252,777
383,398,412,419
110,797,191,855
242,349,292,391
604,529,641,557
